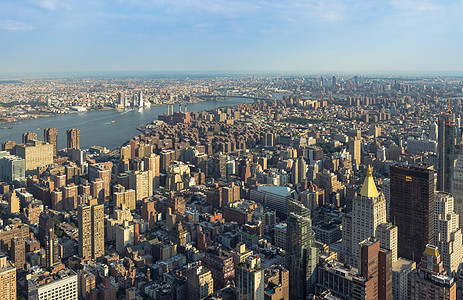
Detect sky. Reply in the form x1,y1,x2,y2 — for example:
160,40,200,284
0,0,463,74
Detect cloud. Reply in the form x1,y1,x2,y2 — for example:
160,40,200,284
0,20,34,30
34,0,74,11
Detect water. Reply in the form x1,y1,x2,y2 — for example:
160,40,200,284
0,97,254,150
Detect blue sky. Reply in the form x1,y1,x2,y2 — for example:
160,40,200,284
1,0,462,73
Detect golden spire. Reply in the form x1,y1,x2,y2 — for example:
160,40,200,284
360,165,379,198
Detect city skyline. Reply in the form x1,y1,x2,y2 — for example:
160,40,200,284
1,0,463,74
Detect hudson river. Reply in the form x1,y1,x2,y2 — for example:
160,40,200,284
0,97,255,150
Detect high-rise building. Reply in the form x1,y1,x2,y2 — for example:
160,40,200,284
285,200,318,299
392,258,416,300
357,237,392,300
291,157,307,185
342,166,388,266
203,248,235,291
22,131,37,144
408,245,456,299
11,237,25,270
14,140,53,173
78,203,104,259
27,268,78,300
0,255,16,300
434,192,463,274
0,151,25,182
115,220,134,253
236,255,264,300
438,112,456,192
45,228,60,268
186,263,214,300
348,137,361,166
376,222,398,264
66,128,80,149
390,164,435,263
452,143,463,229
44,128,58,156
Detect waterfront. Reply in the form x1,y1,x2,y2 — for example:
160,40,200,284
0,97,255,150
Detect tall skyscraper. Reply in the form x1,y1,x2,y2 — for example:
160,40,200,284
66,128,80,149
22,131,37,144
45,228,60,268
236,256,264,300
292,157,307,185
11,237,25,270
433,192,463,274
452,142,463,228
43,128,58,157
348,137,361,166
286,200,318,299
438,111,455,192
0,255,16,300
342,166,390,267
78,203,104,259
390,165,435,262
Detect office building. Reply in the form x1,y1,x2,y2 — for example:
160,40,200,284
342,166,388,266
27,268,78,300
11,237,25,269
434,192,463,274
438,112,456,192
14,140,54,173
286,201,318,299
236,255,264,300
348,137,361,166
203,248,235,290
0,151,25,182
115,220,134,253
452,143,463,229
392,258,416,300
43,128,58,157
66,128,80,149
357,237,392,300
408,245,456,299
0,255,16,300
390,165,435,262
78,203,104,259
45,228,60,268
186,263,214,300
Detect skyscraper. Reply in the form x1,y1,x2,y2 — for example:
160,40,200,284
286,200,318,299
236,255,264,300
0,255,16,300
78,203,104,259
437,111,455,192
348,137,361,166
390,165,435,262
66,128,80,149
45,228,60,268
44,128,58,157
433,192,463,274
342,166,389,267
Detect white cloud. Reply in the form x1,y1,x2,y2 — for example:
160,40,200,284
0,19,34,30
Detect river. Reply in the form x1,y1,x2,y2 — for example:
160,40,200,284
0,97,255,150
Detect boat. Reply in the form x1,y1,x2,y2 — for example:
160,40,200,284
138,107,143,112
111,120,115,124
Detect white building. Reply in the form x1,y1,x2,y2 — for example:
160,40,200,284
274,223,287,249
392,258,416,300
434,192,463,274
28,268,78,300
342,166,387,267
236,256,264,300
376,222,398,263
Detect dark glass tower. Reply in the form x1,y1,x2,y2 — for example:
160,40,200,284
286,201,318,299
438,112,455,192
390,165,435,262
